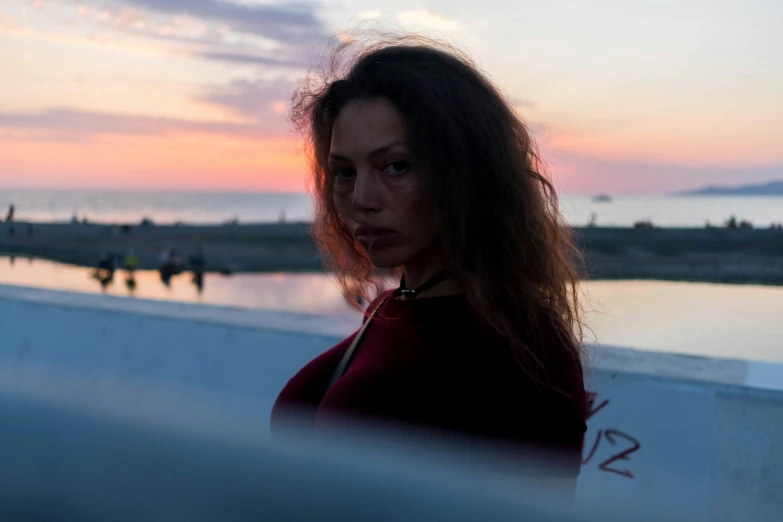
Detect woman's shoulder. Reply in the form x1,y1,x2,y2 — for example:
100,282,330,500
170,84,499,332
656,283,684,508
272,332,358,410
365,288,395,313
423,312,586,460
453,309,586,412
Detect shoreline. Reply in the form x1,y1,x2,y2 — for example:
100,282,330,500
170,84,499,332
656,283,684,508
2,221,783,285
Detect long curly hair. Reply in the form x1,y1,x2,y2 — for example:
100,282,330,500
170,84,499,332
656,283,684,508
291,33,586,388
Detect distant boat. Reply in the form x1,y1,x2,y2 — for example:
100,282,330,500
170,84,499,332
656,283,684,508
592,194,613,203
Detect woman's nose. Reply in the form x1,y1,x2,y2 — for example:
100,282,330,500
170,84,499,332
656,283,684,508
351,170,382,213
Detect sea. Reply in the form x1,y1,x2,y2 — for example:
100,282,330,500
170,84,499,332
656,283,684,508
1,189,782,363
2,189,783,227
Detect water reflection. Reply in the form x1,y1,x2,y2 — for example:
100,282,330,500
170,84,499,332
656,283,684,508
189,245,206,295
91,268,114,291
192,271,204,294
0,255,356,317
73,247,208,296
125,274,137,293
153,246,206,293
1,255,782,363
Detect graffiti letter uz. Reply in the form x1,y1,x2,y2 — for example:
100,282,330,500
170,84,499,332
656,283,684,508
582,392,641,479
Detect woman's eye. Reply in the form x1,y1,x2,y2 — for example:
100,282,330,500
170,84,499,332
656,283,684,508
332,167,355,180
384,161,411,176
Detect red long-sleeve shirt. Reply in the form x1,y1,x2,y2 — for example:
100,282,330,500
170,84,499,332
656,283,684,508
271,290,587,476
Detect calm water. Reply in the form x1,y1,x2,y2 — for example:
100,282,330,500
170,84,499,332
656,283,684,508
2,189,783,227
1,256,781,364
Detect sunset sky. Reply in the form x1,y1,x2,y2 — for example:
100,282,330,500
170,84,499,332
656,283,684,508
1,0,781,194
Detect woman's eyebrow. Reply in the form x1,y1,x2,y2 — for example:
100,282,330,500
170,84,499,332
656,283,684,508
329,141,409,162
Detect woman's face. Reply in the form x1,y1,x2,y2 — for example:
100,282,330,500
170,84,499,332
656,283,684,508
328,97,437,270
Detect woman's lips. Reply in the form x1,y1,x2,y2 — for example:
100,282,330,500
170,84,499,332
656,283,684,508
355,226,398,250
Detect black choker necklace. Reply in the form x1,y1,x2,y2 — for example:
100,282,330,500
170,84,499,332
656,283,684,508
394,269,450,300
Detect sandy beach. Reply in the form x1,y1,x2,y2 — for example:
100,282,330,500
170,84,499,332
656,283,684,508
575,226,783,284
1,221,783,284
0,221,320,273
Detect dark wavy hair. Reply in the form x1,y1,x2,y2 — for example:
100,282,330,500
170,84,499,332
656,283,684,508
292,34,585,387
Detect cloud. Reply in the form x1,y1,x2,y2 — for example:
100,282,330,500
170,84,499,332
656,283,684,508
38,0,331,71
0,106,283,142
395,10,460,32
356,9,383,21
0,17,175,56
198,50,309,68
93,0,328,45
10,0,328,67
0,8,20,29
545,149,783,195
199,78,294,121
0,73,298,142
3,108,780,194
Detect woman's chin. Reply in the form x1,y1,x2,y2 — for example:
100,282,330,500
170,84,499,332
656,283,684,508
365,249,407,270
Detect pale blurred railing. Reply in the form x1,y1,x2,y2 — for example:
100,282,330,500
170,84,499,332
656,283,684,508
0,382,727,522
1,284,782,521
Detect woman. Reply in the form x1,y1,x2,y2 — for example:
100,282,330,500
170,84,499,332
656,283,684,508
271,36,587,488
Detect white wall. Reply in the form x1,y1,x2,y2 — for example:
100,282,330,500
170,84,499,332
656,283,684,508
1,284,781,521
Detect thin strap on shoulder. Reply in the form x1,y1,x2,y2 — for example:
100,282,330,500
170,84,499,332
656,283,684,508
326,291,392,391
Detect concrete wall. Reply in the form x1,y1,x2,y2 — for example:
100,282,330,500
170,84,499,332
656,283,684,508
1,283,781,521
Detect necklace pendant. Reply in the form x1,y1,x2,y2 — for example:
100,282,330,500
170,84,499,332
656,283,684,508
399,289,416,299
397,269,450,300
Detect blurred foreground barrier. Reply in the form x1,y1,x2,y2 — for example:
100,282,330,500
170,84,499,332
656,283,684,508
1,284,783,521
0,377,728,522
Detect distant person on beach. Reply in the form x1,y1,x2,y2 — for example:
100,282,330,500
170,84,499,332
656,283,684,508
97,252,115,273
188,244,205,272
188,244,206,293
271,36,586,495
124,252,138,294
124,249,138,275
159,248,184,286
5,204,14,223
94,252,116,289
159,249,171,266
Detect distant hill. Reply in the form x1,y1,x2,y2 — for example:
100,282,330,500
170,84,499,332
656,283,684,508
675,180,783,196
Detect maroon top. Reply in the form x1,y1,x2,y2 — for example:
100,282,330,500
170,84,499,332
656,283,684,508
271,290,587,476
